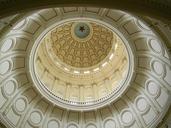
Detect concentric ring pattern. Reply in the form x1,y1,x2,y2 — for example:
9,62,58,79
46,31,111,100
32,18,130,110
0,7,171,128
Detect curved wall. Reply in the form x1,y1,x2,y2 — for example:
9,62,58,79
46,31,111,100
0,7,171,128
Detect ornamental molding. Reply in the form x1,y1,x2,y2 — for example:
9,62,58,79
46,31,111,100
0,7,171,128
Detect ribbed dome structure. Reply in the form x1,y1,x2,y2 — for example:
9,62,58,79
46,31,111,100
33,19,130,110
0,7,171,128
48,21,113,68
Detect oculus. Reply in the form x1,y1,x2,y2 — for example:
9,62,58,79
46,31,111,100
74,22,90,39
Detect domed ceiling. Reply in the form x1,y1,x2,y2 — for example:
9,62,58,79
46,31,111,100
48,21,113,68
33,19,130,110
0,7,171,128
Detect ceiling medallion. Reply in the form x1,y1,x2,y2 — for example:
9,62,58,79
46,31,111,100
71,22,93,42
74,23,90,38
29,18,134,111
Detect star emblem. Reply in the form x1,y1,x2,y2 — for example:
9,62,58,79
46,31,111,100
79,26,85,32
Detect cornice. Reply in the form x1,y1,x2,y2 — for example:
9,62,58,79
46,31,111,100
0,0,171,21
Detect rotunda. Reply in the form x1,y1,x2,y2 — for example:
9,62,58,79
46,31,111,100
30,18,132,110
0,6,171,128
